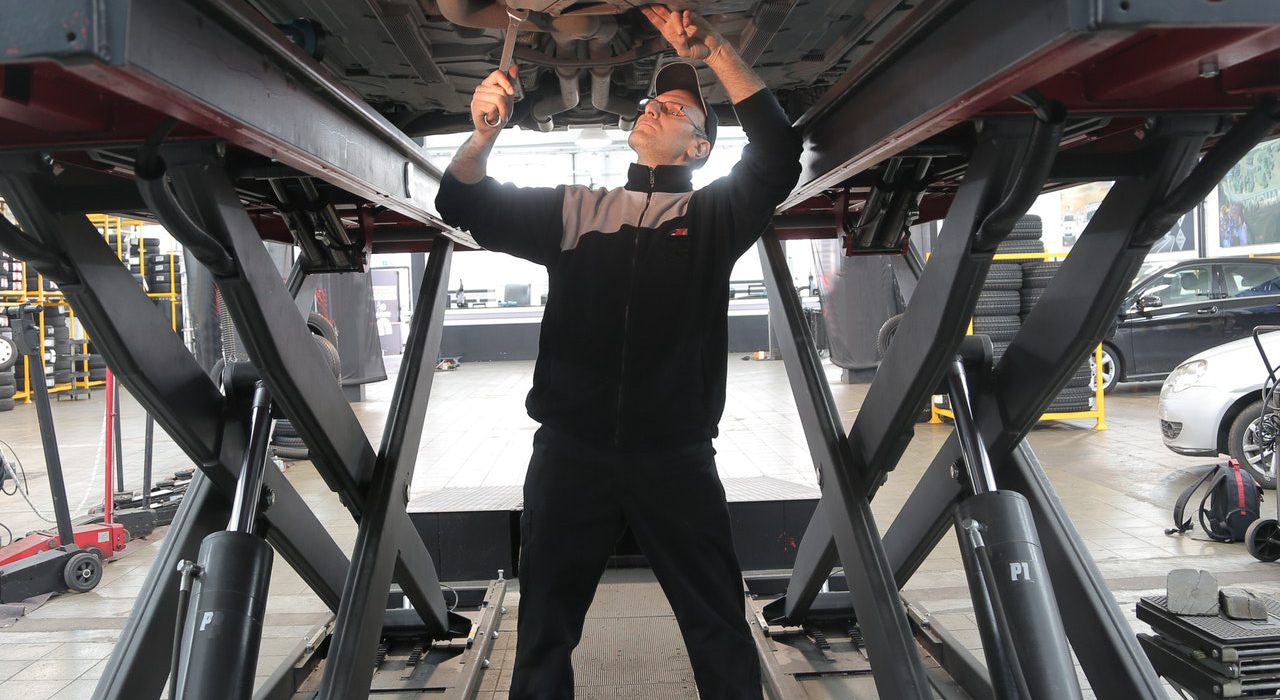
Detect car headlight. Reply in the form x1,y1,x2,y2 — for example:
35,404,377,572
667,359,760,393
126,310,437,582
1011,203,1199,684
1165,360,1207,394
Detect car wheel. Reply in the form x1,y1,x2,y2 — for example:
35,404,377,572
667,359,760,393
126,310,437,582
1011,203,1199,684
1088,346,1120,393
1228,399,1278,489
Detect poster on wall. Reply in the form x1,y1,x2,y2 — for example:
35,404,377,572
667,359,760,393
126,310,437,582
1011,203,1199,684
1218,140,1280,249
1057,181,1195,254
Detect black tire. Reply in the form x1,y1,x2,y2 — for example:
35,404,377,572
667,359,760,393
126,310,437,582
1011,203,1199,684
1228,399,1277,489
274,419,299,439
1022,261,1062,290
0,397,14,412
307,312,339,347
995,239,1045,255
0,372,14,387
992,341,1010,362
1089,345,1121,393
272,445,310,460
1246,519,1280,562
1020,287,1045,317
313,335,342,380
0,337,16,372
1048,386,1093,412
1054,386,1095,404
1009,215,1043,241
53,370,72,385
64,551,104,592
985,264,1023,291
150,284,174,294
1047,398,1091,413
62,552,102,591
1064,363,1093,390
876,314,904,358
0,386,13,400
975,291,1020,316
972,315,1020,344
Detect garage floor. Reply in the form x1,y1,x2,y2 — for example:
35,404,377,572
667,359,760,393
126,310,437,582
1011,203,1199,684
0,356,1269,699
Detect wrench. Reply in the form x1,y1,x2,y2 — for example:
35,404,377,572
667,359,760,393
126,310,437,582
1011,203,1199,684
483,7,529,127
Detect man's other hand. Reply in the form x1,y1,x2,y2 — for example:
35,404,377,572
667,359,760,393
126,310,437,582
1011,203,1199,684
471,65,519,135
641,5,724,62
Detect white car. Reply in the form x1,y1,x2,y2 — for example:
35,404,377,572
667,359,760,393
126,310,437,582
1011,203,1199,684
1159,331,1280,488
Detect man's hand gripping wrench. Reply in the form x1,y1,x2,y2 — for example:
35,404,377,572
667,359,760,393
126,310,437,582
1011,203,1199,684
483,7,529,127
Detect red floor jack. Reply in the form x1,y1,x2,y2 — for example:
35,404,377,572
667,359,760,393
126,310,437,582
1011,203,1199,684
0,304,126,603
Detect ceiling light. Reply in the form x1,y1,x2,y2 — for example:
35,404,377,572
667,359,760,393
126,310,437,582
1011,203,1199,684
576,126,613,149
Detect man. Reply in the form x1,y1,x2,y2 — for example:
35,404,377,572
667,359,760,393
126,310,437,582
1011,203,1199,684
435,5,801,698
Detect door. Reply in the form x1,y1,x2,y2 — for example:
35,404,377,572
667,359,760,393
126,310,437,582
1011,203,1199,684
1122,263,1223,376
1217,260,1280,344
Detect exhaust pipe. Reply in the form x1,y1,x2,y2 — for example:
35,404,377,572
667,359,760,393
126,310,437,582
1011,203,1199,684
532,68,581,131
590,67,636,131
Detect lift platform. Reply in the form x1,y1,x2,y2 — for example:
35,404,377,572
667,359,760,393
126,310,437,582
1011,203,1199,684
0,0,1278,698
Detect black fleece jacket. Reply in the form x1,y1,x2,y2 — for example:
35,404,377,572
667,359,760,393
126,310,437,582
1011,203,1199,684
436,89,802,451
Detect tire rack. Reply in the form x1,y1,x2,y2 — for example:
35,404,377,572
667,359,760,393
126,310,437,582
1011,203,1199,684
90,214,184,340
930,250,1109,431
0,255,93,403
0,215,184,405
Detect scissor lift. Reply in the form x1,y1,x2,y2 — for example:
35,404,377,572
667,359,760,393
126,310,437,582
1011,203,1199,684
0,0,1277,698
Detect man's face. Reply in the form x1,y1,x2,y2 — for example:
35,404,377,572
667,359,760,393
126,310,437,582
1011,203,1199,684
628,89,710,166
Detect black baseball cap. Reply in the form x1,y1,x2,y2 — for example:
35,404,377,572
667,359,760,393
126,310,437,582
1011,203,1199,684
653,61,717,150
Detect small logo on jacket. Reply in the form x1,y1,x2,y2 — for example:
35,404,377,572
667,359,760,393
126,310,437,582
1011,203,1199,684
669,227,688,237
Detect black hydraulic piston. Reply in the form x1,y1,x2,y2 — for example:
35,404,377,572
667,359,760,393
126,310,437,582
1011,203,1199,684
175,382,275,699
956,492,1081,699
945,340,1082,699
174,531,273,699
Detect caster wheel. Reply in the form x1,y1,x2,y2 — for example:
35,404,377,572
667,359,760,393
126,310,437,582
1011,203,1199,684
64,551,103,592
1246,519,1280,563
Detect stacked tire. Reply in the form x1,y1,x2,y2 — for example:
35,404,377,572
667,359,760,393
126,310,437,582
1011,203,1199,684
0,252,16,294
86,341,107,383
269,317,341,461
44,305,73,387
0,329,16,412
1017,223,1093,413
974,268,1023,364
125,238,184,334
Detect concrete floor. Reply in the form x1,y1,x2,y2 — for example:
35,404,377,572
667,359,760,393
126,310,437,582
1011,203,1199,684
0,356,1268,699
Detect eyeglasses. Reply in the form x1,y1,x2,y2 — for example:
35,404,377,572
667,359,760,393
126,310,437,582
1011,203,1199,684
637,98,706,137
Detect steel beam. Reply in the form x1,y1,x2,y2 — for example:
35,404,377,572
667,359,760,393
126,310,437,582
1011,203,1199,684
318,236,461,697
92,472,225,700
786,0,1280,210
876,111,1280,699
155,146,458,649
774,115,1061,625
0,167,354,700
162,145,379,497
757,229,931,696
0,0,473,245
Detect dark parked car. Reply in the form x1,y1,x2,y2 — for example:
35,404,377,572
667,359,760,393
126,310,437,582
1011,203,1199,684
1094,257,1280,391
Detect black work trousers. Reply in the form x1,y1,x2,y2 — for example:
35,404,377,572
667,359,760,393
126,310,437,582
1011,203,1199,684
509,428,762,699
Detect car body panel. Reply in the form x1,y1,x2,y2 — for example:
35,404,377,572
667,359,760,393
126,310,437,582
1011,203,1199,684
1111,258,1280,384
1160,331,1280,457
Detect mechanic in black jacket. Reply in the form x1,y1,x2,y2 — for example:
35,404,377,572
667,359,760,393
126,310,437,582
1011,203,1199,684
436,5,802,698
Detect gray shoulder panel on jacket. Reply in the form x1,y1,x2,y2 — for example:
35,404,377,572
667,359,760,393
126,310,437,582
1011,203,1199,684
561,185,692,250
